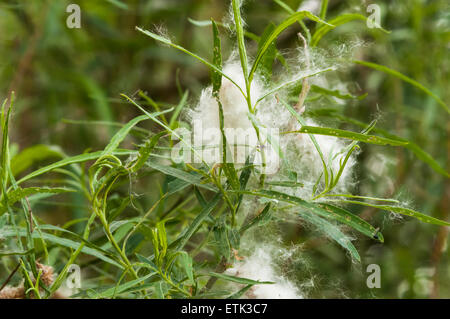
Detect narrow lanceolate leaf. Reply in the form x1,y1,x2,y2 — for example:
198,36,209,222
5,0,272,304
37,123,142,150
147,162,218,192
1,96,13,187
227,284,253,299
16,149,135,185
316,112,449,177
91,272,156,299
0,249,35,257
0,187,75,213
179,251,194,284
214,217,231,259
2,227,123,268
265,180,304,187
299,208,361,262
319,0,329,19
334,200,450,227
354,60,449,114
169,91,189,129
285,126,409,146
405,142,449,178
317,203,383,242
172,194,221,251
102,109,171,157
211,19,222,94
209,272,274,285
250,11,332,82
130,132,165,173
232,0,250,82
211,19,240,191
310,85,367,100
237,189,382,242
11,144,65,176
258,23,277,81
240,203,272,234
311,13,390,46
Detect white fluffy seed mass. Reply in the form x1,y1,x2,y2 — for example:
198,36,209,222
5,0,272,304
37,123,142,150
297,0,321,14
226,247,303,299
188,52,356,194
187,48,359,298
188,60,283,173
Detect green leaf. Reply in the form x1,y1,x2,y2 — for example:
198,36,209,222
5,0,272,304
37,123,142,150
147,162,218,193
136,253,158,271
319,0,329,19
102,109,171,158
2,226,123,268
169,91,189,129
211,19,222,94
179,251,194,285
335,200,450,227
232,0,250,84
318,203,384,242
311,14,390,47
11,145,65,177
172,193,221,251
237,189,361,261
101,115,148,157
240,202,272,233
209,272,274,285
0,187,75,213
227,284,253,299
314,111,449,177
213,216,231,259
238,189,382,243
285,126,409,146
0,248,35,257
354,60,449,114
310,85,367,100
105,0,128,10
130,132,165,173
93,272,156,299
298,207,361,262
265,180,304,187
210,19,240,192
249,11,331,83
258,23,277,81
16,149,135,185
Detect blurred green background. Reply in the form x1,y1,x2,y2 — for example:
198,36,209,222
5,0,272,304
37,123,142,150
1,0,449,298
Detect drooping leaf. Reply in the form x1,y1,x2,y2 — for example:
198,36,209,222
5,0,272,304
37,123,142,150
0,187,75,213
334,200,450,227
172,193,221,251
209,272,274,285
250,11,331,82
16,149,135,185
237,189,382,243
147,162,218,193
311,13,390,46
354,60,449,114
285,126,409,146
11,145,65,177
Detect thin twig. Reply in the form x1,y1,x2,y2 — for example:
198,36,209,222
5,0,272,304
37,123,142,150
0,263,20,293
294,32,311,114
25,196,34,233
